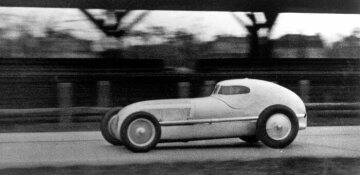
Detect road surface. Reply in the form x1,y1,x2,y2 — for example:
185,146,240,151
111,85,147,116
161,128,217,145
0,126,359,169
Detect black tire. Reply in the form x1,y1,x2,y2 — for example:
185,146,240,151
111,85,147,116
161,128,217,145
239,135,259,143
256,105,299,148
100,107,123,145
120,112,161,152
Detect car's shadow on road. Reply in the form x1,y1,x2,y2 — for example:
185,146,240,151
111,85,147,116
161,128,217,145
155,142,263,150
100,140,306,153
98,142,264,154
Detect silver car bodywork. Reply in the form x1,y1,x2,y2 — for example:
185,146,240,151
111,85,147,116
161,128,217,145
111,79,307,142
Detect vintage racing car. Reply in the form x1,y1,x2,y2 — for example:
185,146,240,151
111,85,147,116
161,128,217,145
101,79,307,152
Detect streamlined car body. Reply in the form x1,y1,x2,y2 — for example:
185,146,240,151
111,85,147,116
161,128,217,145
101,79,307,152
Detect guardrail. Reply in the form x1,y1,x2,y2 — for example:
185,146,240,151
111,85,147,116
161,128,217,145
0,107,113,124
0,107,111,117
0,103,359,124
306,103,360,110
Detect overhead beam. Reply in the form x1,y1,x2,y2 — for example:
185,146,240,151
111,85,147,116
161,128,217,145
0,0,359,14
80,9,150,37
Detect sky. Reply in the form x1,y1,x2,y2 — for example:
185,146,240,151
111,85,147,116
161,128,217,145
1,7,360,45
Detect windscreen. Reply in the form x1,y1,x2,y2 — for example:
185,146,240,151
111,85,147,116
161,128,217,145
218,86,250,95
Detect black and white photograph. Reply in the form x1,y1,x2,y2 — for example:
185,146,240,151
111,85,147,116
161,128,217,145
0,0,359,174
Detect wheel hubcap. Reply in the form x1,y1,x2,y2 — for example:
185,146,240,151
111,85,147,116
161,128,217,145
266,113,291,140
127,118,155,147
136,127,146,135
108,115,118,137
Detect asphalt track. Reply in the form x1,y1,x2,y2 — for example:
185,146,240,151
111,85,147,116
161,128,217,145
0,126,359,169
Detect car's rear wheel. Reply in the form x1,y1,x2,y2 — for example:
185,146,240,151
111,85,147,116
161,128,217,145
256,105,299,148
100,107,122,145
239,135,259,143
120,112,161,152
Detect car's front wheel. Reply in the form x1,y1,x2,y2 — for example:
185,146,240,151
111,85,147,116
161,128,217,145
256,105,299,148
120,112,161,152
100,107,123,145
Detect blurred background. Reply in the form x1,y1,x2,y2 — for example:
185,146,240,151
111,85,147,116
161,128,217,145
0,8,359,131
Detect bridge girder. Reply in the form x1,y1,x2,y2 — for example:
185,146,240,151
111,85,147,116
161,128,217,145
0,0,359,14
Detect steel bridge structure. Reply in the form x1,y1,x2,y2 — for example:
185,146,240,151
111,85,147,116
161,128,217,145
0,0,359,13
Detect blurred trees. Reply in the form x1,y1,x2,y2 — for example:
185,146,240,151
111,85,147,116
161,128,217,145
0,12,97,58
122,27,200,67
1,10,360,61
329,29,360,58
